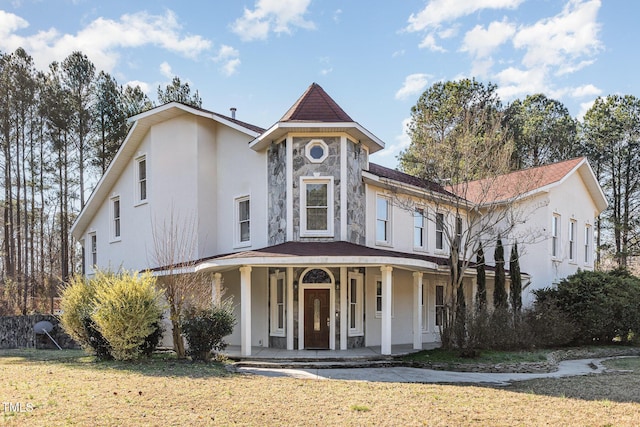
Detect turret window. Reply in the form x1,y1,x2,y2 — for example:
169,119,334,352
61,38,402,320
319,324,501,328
305,139,329,163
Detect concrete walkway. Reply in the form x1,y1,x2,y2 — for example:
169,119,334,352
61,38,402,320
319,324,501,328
236,358,609,386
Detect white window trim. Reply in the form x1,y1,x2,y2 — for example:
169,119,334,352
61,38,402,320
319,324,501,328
435,212,446,252
300,176,334,237
584,224,592,265
552,214,560,259
304,139,329,163
234,195,251,248
89,232,97,267
568,219,577,263
347,270,364,336
134,154,148,206
375,276,394,318
435,284,445,327
270,270,286,337
375,194,392,246
110,195,121,242
421,282,429,332
414,208,427,251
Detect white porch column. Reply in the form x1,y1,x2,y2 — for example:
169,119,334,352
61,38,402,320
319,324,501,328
340,267,347,350
413,272,423,350
380,265,393,355
240,266,252,357
286,267,294,350
212,273,222,307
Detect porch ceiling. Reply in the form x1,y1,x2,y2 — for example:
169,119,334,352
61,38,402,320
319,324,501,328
195,241,450,273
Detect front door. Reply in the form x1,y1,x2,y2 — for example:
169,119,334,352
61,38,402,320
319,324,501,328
304,289,330,349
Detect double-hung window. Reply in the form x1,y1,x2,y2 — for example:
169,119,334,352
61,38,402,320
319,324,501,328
569,219,576,262
376,196,391,244
375,277,394,318
90,233,97,266
135,156,147,203
347,271,363,336
435,212,445,251
300,177,333,237
435,285,444,326
552,214,560,258
270,271,286,336
584,225,592,264
414,208,426,250
455,216,463,249
235,196,251,247
111,196,121,240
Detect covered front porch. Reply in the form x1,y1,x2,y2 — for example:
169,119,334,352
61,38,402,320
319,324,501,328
196,242,471,358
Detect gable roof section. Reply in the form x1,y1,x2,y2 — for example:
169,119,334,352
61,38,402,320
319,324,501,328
249,83,385,154
449,157,607,213
280,82,353,122
365,163,457,198
71,102,262,240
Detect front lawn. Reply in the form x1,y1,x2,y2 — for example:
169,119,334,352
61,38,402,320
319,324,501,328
1,349,639,426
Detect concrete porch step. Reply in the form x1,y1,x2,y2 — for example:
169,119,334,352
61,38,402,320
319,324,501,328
231,358,402,370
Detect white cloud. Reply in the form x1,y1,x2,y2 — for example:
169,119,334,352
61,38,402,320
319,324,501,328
571,84,601,98
513,0,602,71
124,79,151,95
461,19,516,58
418,33,446,52
159,61,173,78
231,0,315,41
494,66,548,101
577,99,596,120
406,0,524,32
333,9,342,23
213,45,241,76
0,10,212,72
372,118,412,166
395,74,430,100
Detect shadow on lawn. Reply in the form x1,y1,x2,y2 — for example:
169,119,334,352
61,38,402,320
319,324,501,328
475,357,640,404
0,348,231,379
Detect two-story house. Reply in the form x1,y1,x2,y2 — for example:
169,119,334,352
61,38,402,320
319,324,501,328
71,83,606,356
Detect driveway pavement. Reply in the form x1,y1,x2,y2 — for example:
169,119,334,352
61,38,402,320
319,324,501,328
237,358,608,385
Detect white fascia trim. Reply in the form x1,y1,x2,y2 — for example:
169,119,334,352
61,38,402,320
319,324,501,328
195,255,442,272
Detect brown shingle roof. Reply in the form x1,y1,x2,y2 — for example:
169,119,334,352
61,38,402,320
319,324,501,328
204,241,451,266
367,163,457,197
280,83,353,122
449,157,586,204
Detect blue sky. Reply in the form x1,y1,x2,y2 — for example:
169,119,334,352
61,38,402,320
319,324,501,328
0,0,636,168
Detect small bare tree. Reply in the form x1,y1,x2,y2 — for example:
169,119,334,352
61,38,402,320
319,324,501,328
397,78,547,349
149,209,212,358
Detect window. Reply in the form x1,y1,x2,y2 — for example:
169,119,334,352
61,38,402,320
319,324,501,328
435,285,444,327
376,196,391,244
375,277,394,318
270,271,286,336
135,156,147,203
304,139,328,163
435,212,445,250
348,271,363,336
90,233,97,266
551,214,560,258
584,225,591,264
300,177,334,237
235,196,250,246
455,216,463,249
414,208,426,249
111,197,121,240
569,219,576,262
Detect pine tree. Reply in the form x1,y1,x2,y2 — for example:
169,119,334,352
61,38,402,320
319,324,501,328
509,241,522,314
475,242,487,312
493,236,508,309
